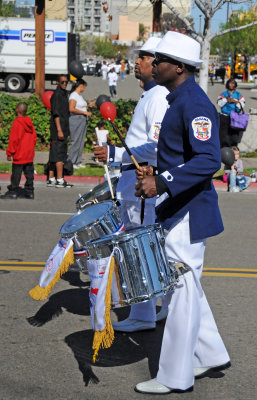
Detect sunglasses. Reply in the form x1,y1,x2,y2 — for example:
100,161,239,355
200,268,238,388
60,80,68,84
154,54,180,66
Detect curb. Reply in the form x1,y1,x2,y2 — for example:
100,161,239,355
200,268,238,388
0,173,104,185
0,173,256,192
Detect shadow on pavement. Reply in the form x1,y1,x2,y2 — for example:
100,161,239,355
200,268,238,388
27,287,90,327
65,320,165,386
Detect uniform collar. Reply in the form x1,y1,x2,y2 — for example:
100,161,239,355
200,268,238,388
166,75,195,104
144,80,156,91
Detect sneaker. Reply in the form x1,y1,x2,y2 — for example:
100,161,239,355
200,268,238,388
73,164,84,169
24,192,34,199
55,180,73,188
1,190,18,199
229,187,240,193
47,179,57,187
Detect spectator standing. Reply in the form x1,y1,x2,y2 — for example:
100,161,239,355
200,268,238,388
101,61,108,80
48,75,73,188
209,63,215,86
224,146,251,192
107,66,118,97
225,64,231,80
217,78,246,148
68,79,93,169
95,60,102,77
1,102,37,199
120,60,126,81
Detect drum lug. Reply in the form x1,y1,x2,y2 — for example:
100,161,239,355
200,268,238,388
73,234,83,249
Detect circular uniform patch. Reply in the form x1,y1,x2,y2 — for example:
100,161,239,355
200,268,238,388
192,116,212,141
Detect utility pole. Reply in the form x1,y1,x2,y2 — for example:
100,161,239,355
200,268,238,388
152,0,162,33
35,0,45,100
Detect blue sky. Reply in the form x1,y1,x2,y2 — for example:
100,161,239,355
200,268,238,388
191,1,254,34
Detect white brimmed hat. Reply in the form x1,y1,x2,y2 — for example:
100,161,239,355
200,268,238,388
134,37,162,56
154,31,202,67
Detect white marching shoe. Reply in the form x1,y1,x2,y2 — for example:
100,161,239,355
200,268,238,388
134,378,193,394
194,361,231,379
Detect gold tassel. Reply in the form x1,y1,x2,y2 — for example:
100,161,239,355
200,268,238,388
92,257,115,363
29,246,74,301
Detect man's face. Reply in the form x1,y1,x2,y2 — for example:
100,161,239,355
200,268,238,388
57,76,68,90
152,53,179,87
134,52,154,82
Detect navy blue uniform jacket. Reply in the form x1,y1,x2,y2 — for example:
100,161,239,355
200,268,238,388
156,76,224,240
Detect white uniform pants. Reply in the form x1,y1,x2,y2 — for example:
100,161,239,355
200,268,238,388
120,200,157,322
157,213,230,390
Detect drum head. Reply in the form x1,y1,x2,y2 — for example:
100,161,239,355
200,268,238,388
60,201,113,236
75,177,119,208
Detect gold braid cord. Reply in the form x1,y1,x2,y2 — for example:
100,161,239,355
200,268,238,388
92,257,115,363
29,246,74,301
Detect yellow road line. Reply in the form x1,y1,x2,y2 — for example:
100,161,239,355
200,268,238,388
0,262,257,277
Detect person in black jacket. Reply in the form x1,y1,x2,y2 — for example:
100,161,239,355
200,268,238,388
47,75,73,188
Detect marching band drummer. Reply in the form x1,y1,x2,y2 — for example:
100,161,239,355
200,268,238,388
135,31,231,394
94,37,169,332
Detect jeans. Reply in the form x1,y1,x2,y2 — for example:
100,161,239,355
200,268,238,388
228,171,251,191
109,85,117,97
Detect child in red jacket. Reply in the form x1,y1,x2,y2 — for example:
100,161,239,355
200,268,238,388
2,102,37,199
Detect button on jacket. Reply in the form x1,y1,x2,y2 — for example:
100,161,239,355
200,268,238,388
156,76,224,240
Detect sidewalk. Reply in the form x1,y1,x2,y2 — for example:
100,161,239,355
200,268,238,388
0,172,256,193
1,151,257,169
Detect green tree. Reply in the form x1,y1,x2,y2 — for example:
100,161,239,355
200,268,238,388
211,10,257,59
161,13,194,34
137,23,149,42
94,37,128,59
0,0,16,16
150,0,257,93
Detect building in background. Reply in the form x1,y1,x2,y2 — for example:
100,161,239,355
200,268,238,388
45,0,67,20
11,0,191,43
127,0,191,23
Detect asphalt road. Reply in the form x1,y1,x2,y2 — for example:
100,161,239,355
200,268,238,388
0,179,257,400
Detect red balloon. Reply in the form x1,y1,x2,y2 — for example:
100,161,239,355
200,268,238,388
100,101,117,122
42,91,54,110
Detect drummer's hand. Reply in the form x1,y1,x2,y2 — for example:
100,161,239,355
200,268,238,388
136,165,154,180
135,176,157,198
93,145,108,162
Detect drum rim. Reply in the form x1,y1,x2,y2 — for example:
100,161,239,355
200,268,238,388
60,200,116,236
75,176,119,206
85,223,163,248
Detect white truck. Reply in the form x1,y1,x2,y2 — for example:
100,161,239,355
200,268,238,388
0,18,80,92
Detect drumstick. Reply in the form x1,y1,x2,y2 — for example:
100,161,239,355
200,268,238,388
97,135,115,199
140,168,147,224
107,119,140,170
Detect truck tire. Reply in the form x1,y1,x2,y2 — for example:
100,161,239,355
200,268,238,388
5,74,27,93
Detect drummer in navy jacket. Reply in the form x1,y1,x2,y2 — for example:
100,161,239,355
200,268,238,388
135,32,230,395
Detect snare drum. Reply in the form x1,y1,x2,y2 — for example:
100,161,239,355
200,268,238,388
75,177,119,211
85,224,177,307
60,201,123,271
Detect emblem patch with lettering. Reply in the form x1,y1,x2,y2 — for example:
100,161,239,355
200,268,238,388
192,116,212,141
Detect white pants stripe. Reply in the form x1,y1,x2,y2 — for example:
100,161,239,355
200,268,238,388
157,213,230,390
